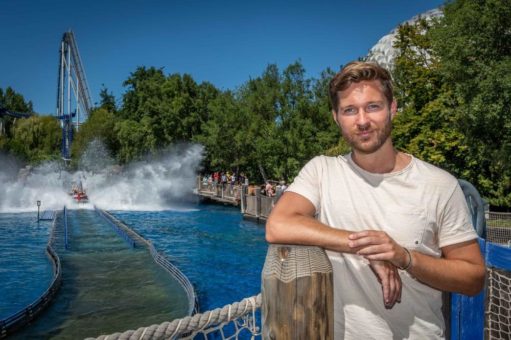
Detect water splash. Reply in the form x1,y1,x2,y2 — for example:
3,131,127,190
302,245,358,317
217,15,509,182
0,144,204,213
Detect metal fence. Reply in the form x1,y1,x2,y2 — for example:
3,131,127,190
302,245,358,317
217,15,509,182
486,212,511,246
197,180,241,204
95,208,197,316
240,188,275,221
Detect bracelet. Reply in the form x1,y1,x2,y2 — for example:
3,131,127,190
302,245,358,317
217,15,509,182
398,247,412,271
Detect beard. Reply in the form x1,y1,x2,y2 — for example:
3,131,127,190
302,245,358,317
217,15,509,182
341,115,393,155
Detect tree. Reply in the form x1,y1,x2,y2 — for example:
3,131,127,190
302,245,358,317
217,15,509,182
0,86,34,113
114,119,148,164
119,66,219,162
392,0,511,207
71,107,119,167
0,87,34,151
98,85,117,113
9,116,61,163
431,0,511,207
195,91,249,172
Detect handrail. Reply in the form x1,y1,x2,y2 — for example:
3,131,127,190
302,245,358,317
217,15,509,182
0,211,63,339
63,206,69,249
94,207,197,315
148,243,198,314
458,179,487,238
95,208,135,248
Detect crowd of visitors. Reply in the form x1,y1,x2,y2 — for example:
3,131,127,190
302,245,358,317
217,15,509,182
261,181,288,198
200,171,287,198
201,171,249,186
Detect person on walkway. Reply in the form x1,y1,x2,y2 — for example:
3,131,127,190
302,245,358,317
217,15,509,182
266,61,485,339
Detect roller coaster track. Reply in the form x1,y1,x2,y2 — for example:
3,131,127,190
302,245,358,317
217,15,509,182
0,107,31,119
56,31,92,160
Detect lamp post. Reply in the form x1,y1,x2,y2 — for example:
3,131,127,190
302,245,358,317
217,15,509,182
37,200,41,221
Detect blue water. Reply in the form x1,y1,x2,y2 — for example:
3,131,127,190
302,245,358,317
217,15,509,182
0,203,267,326
112,203,268,311
0,213,53,319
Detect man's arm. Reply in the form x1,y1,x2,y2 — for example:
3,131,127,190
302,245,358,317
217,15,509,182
266,191,402,307
266,191,353,251
409,240,485,295
349,231,485,296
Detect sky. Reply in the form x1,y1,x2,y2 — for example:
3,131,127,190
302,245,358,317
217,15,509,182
0,0,445,115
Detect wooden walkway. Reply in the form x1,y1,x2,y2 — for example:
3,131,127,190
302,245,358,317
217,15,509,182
196,177,277,223
195,180,241,206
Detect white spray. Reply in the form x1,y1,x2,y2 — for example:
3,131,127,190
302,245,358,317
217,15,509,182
0,143,204,212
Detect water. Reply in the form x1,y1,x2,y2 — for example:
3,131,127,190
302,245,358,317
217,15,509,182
112,203,267,312
0,205,266,338
0,144,204,212
0,214,53,319
0,143,268,337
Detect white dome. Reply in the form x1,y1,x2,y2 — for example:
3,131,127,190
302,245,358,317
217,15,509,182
366,8,443,70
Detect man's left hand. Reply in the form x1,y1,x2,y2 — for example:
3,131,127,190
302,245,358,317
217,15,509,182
348,230,409,269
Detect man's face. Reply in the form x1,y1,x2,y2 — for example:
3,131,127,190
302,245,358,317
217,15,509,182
332,80,396,155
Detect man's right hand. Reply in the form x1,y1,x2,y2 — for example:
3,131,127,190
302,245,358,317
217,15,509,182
369,260,402,309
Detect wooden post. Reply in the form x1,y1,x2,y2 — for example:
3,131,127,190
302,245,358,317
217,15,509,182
255,188,261,219
262,244,333,339
240,185,246,214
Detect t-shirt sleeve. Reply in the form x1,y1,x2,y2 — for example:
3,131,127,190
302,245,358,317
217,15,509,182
286,156,321,212
438,182,479,248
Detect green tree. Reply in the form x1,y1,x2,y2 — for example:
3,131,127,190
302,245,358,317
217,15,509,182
119,66,219,162
9,116,61,163
114,119,148,164
196,91,249,172
98,85,117,113
71,107,119,167
392,0,511,207
0,87,34,113
0,87,34,151
430,0,511,207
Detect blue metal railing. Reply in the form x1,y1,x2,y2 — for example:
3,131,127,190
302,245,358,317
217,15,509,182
95,208,135,248
449,179,510,339
63,206,69,250
148,242,198,315
94,207,197,315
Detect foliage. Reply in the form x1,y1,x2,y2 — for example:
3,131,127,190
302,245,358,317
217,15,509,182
392,0,511,207
0,87,35,151
98,85,117,113
197,62,339,182
117,66,219,163
0,86,34,113
8,116,61,163
71,107,118,168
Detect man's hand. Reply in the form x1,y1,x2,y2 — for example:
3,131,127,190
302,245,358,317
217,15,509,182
369,260,402,309
348,230,410,269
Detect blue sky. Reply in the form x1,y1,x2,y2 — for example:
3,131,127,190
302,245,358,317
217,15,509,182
0,0,444,114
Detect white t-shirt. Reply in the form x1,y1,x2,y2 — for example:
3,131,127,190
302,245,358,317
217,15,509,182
287,154,477,340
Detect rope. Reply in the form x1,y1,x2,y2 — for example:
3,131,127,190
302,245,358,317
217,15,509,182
87,294,262,340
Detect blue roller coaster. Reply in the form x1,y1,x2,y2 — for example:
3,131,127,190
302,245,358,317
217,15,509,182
56,31,92,162
1,31,91,163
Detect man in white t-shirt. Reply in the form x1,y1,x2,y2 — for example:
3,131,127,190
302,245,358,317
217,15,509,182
266,61,485,339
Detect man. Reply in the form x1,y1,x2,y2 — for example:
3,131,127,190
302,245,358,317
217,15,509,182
266,61,485,339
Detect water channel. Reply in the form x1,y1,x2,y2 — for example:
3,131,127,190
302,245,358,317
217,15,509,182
0,145,268,338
